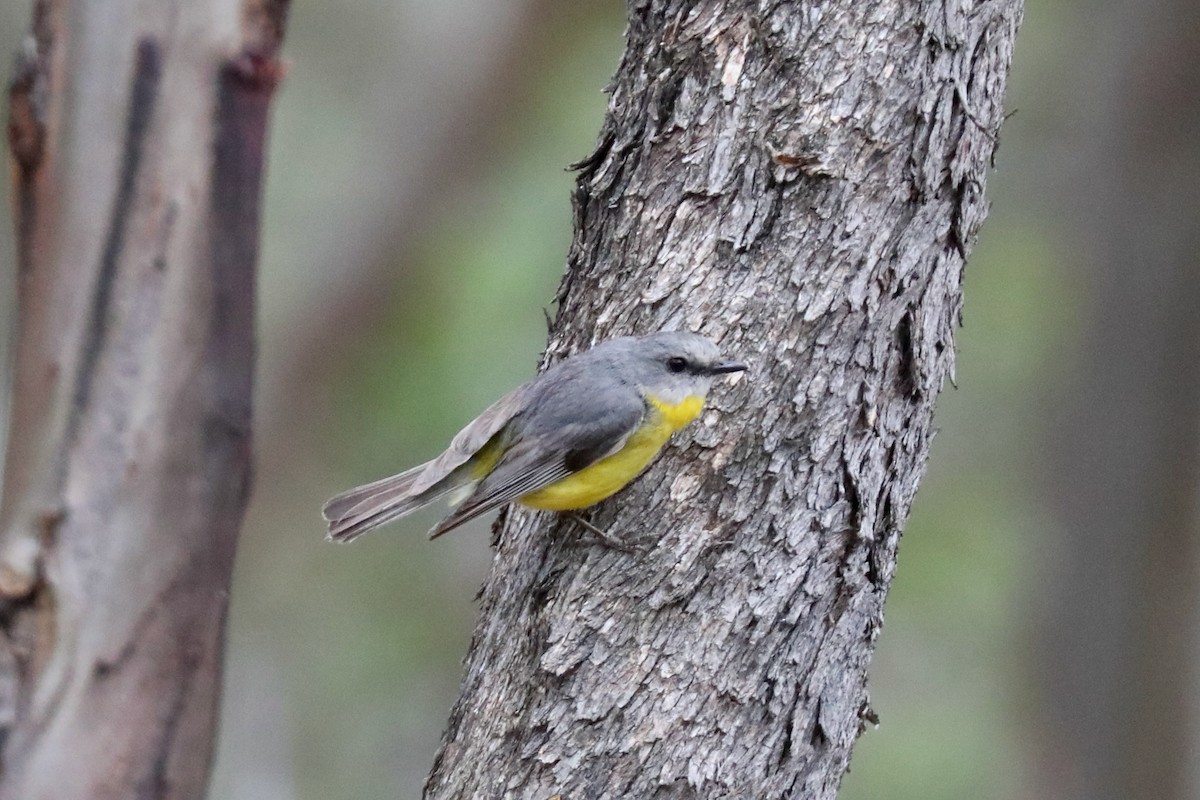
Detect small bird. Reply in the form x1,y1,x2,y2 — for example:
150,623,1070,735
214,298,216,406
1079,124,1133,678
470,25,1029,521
322,331,746,543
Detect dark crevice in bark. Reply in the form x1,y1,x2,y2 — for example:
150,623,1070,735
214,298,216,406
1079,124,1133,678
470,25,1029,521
66,39,162,460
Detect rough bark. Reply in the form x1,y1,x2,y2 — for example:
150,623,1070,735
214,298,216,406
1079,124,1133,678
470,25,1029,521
425,1,1021,798
0,1,288,797
1038,0,1200,797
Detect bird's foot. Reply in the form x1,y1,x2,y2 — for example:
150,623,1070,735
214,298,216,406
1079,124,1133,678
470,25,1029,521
566,512,646,554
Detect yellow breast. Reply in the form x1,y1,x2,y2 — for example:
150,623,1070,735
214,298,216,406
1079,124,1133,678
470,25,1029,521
520,394,705,511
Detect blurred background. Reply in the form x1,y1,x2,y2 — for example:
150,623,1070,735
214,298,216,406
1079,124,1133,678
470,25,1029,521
2,0,1196,798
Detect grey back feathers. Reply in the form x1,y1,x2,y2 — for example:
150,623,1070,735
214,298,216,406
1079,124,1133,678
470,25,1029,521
322,331,743,543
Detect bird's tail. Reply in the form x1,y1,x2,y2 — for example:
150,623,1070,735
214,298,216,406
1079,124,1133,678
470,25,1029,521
322,463,463,543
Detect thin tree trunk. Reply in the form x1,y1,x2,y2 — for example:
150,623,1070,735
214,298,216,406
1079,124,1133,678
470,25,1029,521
0,1,288,797
425,1,1021,798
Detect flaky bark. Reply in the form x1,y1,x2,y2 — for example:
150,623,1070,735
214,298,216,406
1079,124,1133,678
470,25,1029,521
0,1,288,797
426,1,1021,798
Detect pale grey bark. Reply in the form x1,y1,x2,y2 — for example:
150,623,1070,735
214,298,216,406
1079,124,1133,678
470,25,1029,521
0,1,288,797
425,1,1022,798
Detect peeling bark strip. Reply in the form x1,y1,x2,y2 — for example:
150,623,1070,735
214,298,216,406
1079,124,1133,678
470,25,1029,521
209,52,283,452
0,2,289,798
1,0,66,600
427,1,1021,799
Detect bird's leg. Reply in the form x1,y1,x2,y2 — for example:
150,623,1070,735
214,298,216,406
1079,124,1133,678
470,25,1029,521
565,512,645,554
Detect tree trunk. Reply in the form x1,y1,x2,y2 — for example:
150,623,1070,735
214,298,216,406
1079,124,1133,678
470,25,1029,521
425,1,1021,798
0,1,288,797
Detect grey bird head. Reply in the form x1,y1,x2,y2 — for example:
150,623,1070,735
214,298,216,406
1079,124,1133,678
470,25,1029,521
587,331,747,406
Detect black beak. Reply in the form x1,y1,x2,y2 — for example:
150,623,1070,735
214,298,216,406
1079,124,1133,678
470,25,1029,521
710,359,747,375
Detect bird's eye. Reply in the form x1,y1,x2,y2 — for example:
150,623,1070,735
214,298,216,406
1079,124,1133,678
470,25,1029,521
666,356,688,373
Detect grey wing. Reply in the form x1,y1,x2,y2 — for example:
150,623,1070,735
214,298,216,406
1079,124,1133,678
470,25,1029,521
407,381,533,496
427,389,645,538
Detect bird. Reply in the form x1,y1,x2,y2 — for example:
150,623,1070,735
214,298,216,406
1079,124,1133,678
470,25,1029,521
321,331,746,543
